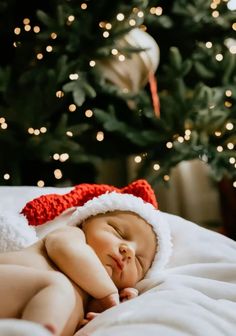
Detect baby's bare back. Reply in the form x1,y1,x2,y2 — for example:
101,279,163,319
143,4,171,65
0,239,88,335
0,239,57,271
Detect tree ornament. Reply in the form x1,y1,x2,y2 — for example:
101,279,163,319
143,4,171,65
96,28,160,93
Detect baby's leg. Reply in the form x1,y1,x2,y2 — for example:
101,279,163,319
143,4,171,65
0,265,80,335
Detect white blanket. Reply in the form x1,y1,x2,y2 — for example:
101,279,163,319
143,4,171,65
0,186,236,336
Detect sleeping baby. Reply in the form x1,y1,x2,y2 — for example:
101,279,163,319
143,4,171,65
0,181,172,336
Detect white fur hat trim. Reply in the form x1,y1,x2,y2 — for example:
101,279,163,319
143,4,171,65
68,192,172,279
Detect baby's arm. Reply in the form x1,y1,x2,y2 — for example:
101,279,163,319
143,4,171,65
44,227,119,307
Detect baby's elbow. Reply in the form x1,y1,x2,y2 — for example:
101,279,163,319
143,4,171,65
44,232,63,259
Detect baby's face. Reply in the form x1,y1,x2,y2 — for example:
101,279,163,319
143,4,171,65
82,211,156,289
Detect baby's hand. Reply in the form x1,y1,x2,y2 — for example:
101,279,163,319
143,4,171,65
82,288,139,327
86,292,119,314
119,287,139,302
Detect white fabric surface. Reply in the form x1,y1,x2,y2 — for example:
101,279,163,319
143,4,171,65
0,186,236,336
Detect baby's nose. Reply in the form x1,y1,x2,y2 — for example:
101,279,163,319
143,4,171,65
120,244,135,260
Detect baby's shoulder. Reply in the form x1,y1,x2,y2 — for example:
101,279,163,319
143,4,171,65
44,225,86,243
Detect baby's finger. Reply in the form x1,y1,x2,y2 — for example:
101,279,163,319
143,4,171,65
120,288,139,300
86,312,100,321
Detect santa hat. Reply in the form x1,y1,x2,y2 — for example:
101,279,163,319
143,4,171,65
21,179,172,278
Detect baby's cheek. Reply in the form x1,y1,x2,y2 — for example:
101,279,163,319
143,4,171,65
105,265,113,277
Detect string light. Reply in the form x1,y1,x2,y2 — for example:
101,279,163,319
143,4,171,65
229,45,236,54
150,7,163,15
68,104,76,112
229,157,236,164
56,90,64,98
225,101,232,107
33,26,40,33
37,180,45,187
227,143,234,150
66,131,73,137
105,23,112,30
226,122,234,130
67,15,75,23
166,142,173,148
36,53,43,60
50,32,57,39
89,60,96,67
233,181,236,188
212,10,219,18
1,122,8,129
116,13,125,21
85,109,93,118
211,2,218,9
40,127,47,133
28,127,47,135
0,117,7,130
53,153,60,160
54,169,63,179
205,42,213,48
3,173,10,180
134,156,142,163
177,136,184,143
69,73,79,80
46,45,53,52
96,131,104,141
137,11,144,18
129,19,136,26
232,23,236,31
118,54,125,61
103,31,109,38
99,21,106,28
23,18,30,25
163,175,170,181
215,131,221,136
111,49,118,55
217,145,223,152
81,3,87,10
153,163,160,171
59,153,69,162
24,25,31,32
215,53,223,61
14,28,21,35
225,90,232,97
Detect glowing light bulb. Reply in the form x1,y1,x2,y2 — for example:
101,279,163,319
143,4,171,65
117,13,125,21
54,169,63,179
96,131,104,141
33,26,40,33
37,180,45,187
153,163,160,171
206,41,213,48
3,173,10,180
89,60,96,67
69,73,79,80
14,27,21,35
134,156,142,163
85,109,93,118
226,122,234,130
68,104,76,112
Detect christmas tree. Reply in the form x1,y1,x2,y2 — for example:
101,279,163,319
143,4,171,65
0,0,235,187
